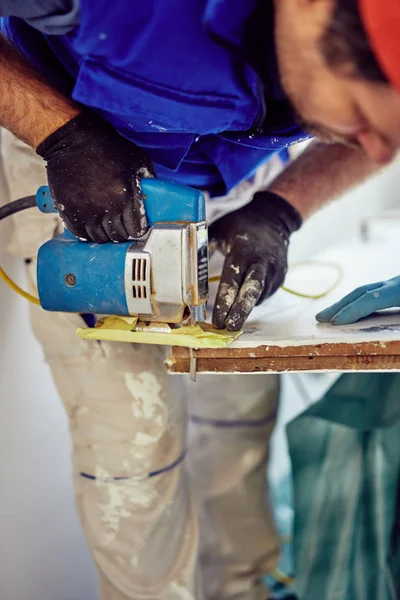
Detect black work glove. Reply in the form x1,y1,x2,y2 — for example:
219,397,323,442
37,112,156,243
210,191,302,331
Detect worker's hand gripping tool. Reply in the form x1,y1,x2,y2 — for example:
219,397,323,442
36,179,209,324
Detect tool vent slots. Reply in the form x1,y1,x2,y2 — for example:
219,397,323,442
132,258,148,299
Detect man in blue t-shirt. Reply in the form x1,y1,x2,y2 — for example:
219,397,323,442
0,2,399,599
1,0,399,332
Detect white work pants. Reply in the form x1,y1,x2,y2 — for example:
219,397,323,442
1,130,281,600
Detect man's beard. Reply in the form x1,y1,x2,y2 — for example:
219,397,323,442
298,117,362,149
284,92,362,149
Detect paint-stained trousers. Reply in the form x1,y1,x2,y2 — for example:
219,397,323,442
1,130,280,600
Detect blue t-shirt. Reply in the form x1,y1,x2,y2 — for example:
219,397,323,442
0,0,309,194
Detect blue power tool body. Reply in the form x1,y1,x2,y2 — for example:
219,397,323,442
36,179,209,323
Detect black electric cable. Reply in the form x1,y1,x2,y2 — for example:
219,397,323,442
0,195,36,221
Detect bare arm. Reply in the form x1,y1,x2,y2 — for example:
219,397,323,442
0,34,80,147
210,140,381,330
268,141,378,220
0,34,156,243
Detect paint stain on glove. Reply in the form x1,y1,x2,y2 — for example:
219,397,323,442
209,191,302,331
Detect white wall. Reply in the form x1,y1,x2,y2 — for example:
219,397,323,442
0,155,399,599
289,157,400,262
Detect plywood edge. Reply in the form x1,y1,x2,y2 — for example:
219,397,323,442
167,340,400,374
171,339,400,359
166,353,400,374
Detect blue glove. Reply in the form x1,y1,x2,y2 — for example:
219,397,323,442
316,275,400,325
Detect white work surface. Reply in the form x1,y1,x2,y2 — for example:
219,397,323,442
169,238,400,373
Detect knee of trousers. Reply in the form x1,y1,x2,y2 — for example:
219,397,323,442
187,374,280,491
26,296,199,596
75,466,200,598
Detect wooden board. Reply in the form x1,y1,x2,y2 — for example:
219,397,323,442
167,239,400,374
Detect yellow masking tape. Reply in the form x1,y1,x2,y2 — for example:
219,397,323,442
96,315,139,330
76,318,241,348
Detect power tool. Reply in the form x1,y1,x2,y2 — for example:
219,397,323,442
1,179,209,325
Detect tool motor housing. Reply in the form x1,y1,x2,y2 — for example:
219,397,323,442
37,179,208,322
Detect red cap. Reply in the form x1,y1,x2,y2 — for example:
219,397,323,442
359,0,400,90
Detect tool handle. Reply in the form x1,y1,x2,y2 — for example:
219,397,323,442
36,179,206,224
